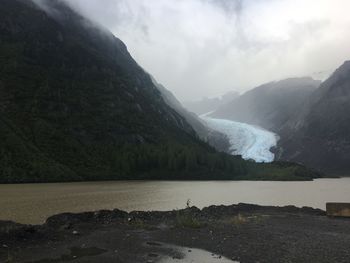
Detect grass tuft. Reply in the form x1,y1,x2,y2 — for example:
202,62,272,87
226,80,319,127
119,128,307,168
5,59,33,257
175,199,203,229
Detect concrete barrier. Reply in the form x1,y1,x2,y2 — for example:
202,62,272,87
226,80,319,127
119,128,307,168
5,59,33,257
326,203,350,217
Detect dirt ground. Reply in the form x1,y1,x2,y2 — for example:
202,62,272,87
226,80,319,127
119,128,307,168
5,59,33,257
0,203,349,263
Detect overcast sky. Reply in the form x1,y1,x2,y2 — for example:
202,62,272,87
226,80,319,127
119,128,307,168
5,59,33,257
61,0,350,101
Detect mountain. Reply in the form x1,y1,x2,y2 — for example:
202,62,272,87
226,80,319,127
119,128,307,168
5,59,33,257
183,91,239,116
278,61,350,174
210,78,321,131
0,0,323,182
152,78,230,153
0,0,238,182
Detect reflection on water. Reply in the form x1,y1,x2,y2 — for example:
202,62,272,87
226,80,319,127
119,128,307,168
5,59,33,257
0,178,349,224
157,243,238,263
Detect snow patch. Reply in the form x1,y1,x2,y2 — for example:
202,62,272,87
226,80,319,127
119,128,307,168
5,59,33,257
201,117,278,163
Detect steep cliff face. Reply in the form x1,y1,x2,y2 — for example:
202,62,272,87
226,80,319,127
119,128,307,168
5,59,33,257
279,62,350,173
210,78,320,132
0,0,324,182
0,0,214,181
152,78,230,153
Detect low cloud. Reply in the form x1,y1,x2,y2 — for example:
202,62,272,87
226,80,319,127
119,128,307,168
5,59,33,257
35,0,350,100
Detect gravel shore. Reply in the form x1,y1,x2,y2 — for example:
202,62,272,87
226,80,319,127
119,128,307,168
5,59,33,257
0,203,349,263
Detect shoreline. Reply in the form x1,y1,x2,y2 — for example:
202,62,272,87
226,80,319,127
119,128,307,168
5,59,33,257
1,178,348,225
0,174,339,185
1,203,349,262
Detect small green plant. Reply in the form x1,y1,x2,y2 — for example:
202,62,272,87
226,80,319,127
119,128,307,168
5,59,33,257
231,213,248,226
128,218,154,230
225,213,268,226
175,211,202,228
175,199,203,229
129,218,145,227
249,214,268,223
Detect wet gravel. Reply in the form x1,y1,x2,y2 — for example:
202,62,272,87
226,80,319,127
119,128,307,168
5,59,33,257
0,203,349,263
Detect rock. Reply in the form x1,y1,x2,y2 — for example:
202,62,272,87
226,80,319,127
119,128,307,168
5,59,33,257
148,253,159,258
146,241,162,247
72,230,79,235
60,223,72,230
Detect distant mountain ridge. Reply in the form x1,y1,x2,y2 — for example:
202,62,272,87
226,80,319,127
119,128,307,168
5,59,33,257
210,77,321,132
278,61,350,173
207,64,350,174
183,91,239,116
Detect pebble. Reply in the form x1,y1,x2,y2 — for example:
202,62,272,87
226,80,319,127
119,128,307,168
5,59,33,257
148,253,158,258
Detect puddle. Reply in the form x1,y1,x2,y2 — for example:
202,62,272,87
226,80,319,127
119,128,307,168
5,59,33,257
146,242,239,263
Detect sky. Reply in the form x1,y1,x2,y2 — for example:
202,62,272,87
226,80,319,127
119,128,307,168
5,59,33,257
58,0,350,101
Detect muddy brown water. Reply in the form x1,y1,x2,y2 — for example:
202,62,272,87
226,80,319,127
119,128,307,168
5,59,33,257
1,178,349,224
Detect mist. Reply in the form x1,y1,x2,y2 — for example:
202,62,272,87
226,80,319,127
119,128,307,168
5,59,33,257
35,0,350,101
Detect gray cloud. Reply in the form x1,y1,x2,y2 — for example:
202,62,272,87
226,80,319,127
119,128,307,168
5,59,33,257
36,0,350,100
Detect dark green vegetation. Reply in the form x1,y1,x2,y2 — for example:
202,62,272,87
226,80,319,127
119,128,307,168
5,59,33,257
0,0,323,183
245,161,326,181
175,200,203,228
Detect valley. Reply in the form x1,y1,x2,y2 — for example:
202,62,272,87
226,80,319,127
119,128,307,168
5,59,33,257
0,1,350,262
201,116,278,163
0,0,322,183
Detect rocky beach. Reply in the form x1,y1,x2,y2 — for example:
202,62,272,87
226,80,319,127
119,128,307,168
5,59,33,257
1,203,349,263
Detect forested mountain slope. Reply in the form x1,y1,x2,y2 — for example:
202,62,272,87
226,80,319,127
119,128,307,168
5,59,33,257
153,78,230,153
0,0,322,182
0,0,245,182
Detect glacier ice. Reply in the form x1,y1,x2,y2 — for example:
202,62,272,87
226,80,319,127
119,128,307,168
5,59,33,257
201,117,278,163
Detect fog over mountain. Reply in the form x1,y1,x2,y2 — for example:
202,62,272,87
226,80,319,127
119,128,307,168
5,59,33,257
0,0,320,183
279,61,350,173
33,0,350,100
26,0,350,175
210,77,321,131
152,78,231,153
183,91,239,116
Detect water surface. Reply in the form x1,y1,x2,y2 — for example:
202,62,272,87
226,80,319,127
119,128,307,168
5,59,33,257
158,243,238,263
1,178,349,224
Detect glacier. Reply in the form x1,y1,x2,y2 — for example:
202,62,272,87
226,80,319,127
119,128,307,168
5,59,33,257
201,116,278,163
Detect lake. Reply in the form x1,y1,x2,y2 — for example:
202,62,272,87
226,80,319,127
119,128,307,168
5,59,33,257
1,178,349,224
